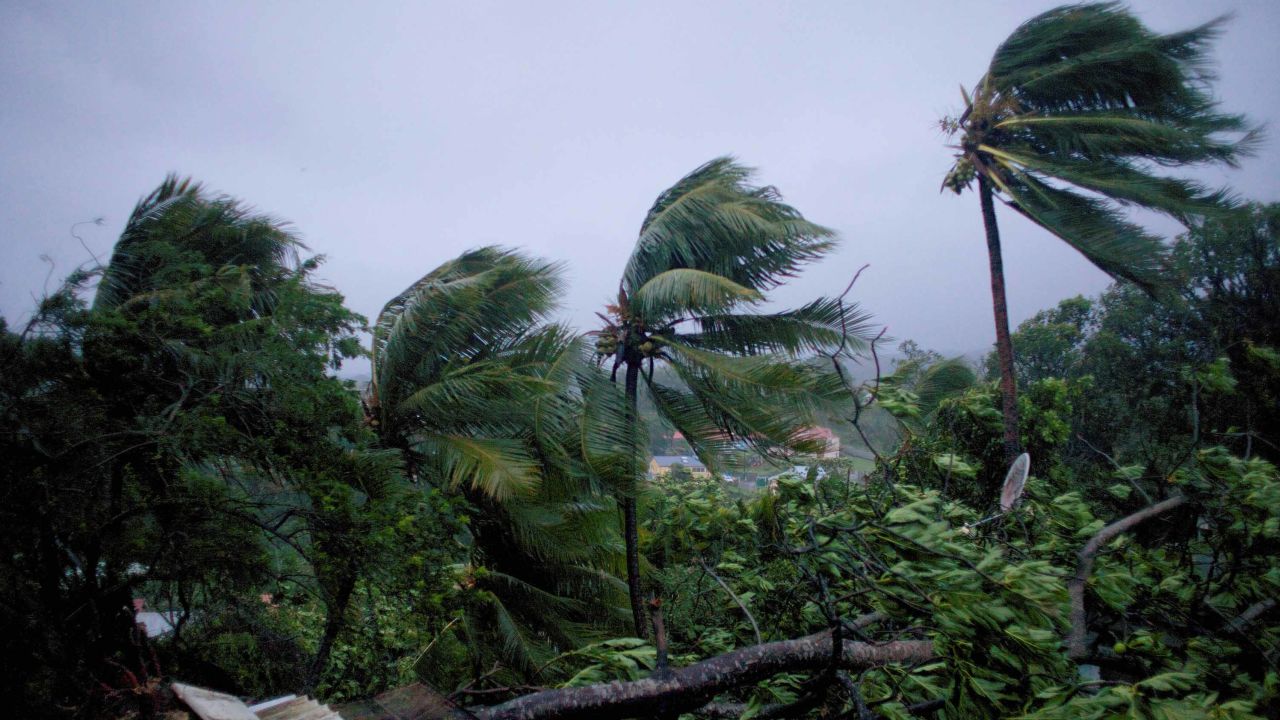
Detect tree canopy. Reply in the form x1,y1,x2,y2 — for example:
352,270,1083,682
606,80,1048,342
5,6,1278,718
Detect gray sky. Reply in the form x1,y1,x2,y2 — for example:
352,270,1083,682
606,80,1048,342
3,1,1278,373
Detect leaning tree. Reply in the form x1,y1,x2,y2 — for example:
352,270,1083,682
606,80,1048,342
941,2,1258,470
368,247,631,674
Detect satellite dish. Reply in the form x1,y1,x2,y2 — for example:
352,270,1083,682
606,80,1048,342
1000,453,1030,512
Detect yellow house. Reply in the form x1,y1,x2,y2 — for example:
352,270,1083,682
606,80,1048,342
648,455,711,479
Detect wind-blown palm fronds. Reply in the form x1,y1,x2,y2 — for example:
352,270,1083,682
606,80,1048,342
941,3,1259,468
369,247,567,500
879,356,979,435
596,157,872,636
371,248,631,676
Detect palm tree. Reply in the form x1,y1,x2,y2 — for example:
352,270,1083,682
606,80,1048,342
595,157,872,636
369,247,630,674
369,246,567,499
941,3,1259,467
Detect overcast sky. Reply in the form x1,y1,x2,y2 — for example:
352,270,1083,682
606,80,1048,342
3,1,1278,374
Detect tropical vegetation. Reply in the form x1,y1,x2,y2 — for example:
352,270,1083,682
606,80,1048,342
3,4,1277,719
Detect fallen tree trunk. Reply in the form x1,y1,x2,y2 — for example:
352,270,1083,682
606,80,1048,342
472,632,933,720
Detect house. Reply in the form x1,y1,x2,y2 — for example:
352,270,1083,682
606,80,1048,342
648,455,710,479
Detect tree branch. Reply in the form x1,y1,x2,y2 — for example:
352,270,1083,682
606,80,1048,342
473,632,933,720
699,559,761,644
1223,597,1277,636
1066,495,1188,660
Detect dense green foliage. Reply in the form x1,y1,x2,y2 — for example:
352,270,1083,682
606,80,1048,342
986,204,1280,484
638,447,1279,718
0,178,428,713
4,6,1277,718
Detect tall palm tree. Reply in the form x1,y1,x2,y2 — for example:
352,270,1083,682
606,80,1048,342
595,157,872,636
941,3,1259,467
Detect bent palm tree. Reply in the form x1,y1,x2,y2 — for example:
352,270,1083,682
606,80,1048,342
369,247,566,499
596,157,873,636
370,247,629,674
941,3,1259,469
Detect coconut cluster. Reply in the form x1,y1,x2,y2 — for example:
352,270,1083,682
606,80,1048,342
943,157,976,195
595,333,620,356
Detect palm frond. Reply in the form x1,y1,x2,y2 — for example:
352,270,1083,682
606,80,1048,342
998,171,1168,293
414,435,541,501
397,361,557,423
501,499,620,565
95,176,301,313
988,4,1228,115
681,297,875,356
993,112,1257,167
94,175,203,309
667,365,829,458
908,357,979,419
643,381,738,473
660,340,847,407
630,268,762,321
622,157,835,296
472,585,545,673
981,144,1240,223
371,247,565,415
654,345,845,459
577,363,648,489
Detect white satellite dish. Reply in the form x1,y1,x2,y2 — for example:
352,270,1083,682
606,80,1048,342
1000,453,1030,512
959,453,1032,536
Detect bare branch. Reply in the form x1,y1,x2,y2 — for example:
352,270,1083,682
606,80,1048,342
1074,433,1152,504
1066,495,1188,660
699,559,761,645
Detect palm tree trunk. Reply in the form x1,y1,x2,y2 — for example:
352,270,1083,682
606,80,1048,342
623,360,648,639
978,175,1023,468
